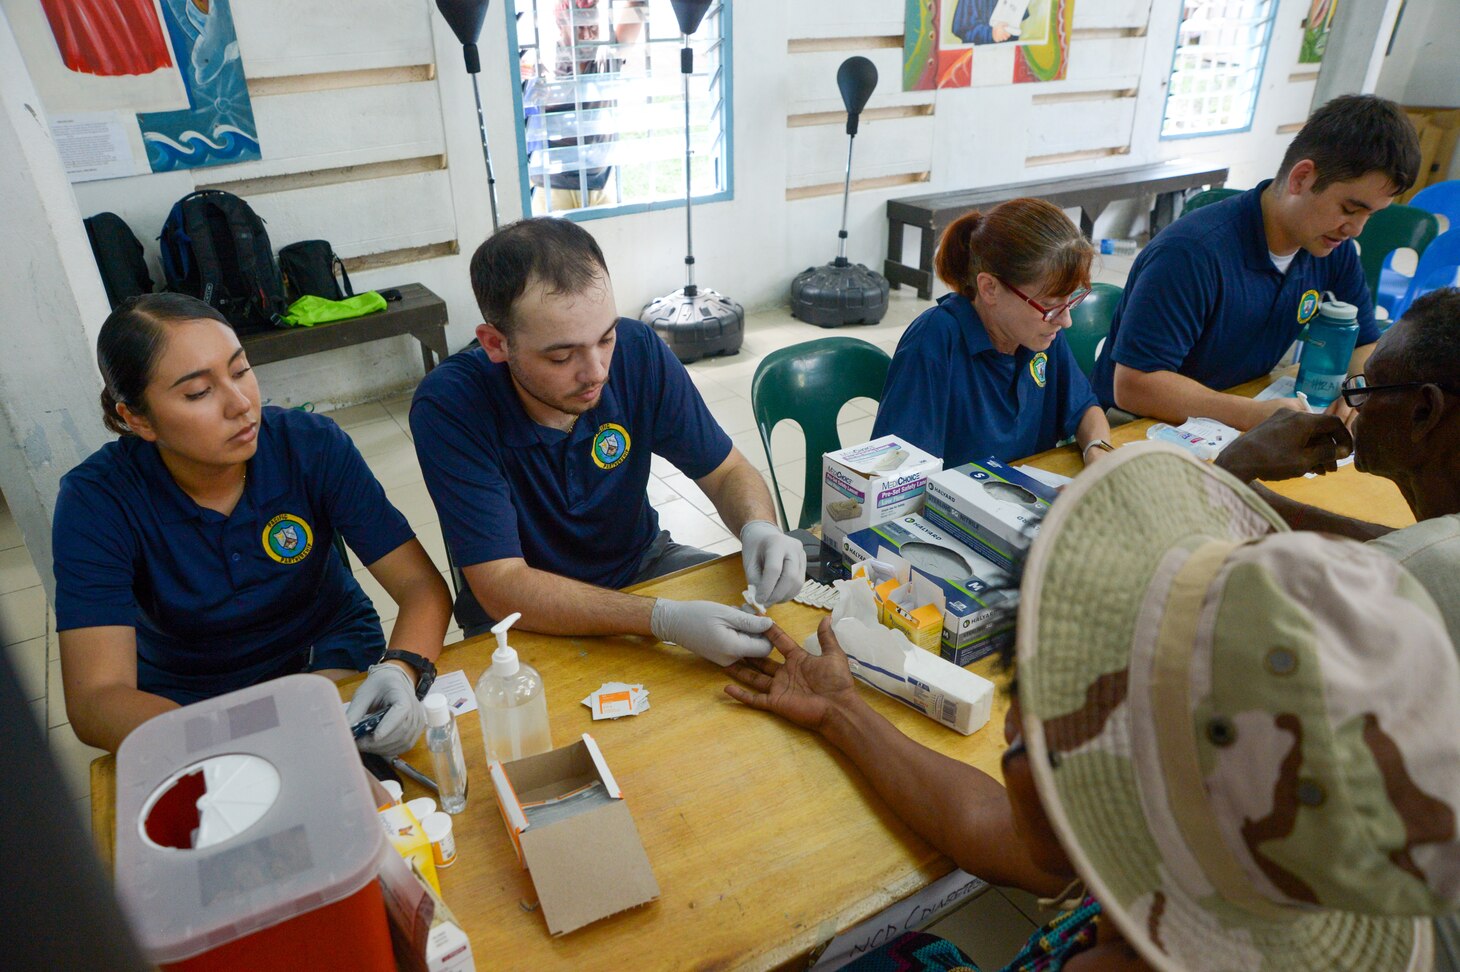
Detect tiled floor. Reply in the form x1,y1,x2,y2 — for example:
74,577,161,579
5,263,1134,957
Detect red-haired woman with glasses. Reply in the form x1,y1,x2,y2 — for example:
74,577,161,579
871,197,1114,468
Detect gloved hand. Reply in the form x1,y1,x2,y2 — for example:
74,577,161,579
740,520,807,606
345,663,426,756
650,598,776,667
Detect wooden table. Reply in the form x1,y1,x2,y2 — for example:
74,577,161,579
90,369,1415,967
93,559,1012,971
885,159,1229,299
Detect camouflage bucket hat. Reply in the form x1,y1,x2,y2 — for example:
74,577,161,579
1017,443,1460,972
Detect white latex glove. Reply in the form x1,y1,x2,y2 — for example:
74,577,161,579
739,520,807,606
650,599,775,667
345,664,426,756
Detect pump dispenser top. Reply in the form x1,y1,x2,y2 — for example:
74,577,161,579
491,612,522,677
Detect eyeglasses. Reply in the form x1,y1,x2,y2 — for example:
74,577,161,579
1001,281,1091,323
1341,374,1460,408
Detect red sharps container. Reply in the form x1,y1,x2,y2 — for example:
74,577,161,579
114,674,394,971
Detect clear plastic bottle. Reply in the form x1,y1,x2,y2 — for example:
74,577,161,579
475,612,552,763
423,693,468,814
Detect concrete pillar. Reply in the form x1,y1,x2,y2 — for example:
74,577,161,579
1311,0,1406,107
0,8,113,603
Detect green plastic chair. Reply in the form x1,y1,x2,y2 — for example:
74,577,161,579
1356,204,1440,300
1065,282,1123,376
750,337,892,531
1180,187,1242,217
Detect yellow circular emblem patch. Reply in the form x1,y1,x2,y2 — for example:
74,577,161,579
591,423,631,470
1297,289,1321,324
262,513,314,565
1029,352,1049,388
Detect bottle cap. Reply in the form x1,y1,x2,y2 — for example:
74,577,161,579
1319,291,1358,321
491,612,523,678
424,693,450,728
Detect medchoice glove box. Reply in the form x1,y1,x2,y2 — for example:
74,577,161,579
114,674,394,971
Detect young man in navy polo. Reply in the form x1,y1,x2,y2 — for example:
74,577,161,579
411,218,805,667
1091,94,1421,429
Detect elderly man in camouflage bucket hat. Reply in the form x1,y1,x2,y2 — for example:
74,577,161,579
726,442,1460,971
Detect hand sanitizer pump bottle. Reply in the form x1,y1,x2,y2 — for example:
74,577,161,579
474,612,552,763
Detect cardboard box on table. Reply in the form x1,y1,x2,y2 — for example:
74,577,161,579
924,459,1057,572
489,734,659,936
845,514,1016,666
819,436,941,581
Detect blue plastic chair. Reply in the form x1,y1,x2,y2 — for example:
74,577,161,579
1393,230,1460,319
1411,180,1460,232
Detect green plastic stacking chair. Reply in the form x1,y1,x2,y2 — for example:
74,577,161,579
1180,187,1242,217
1065,282,1123,376
750,337,892,531
1356,204,1440,301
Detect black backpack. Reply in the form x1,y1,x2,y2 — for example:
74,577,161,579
158,190,288,333
278,240,354,303
83,212,154,308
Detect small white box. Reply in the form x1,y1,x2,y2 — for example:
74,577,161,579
820,436,942,577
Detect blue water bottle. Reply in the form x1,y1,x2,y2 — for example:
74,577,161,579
1295,294,1360,408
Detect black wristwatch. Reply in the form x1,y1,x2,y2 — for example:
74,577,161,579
378,649,438,700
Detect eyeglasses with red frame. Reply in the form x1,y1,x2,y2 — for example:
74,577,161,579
1001,280,1091,323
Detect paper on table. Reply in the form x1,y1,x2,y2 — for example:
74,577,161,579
430,670,478,716
1254,374,1297,402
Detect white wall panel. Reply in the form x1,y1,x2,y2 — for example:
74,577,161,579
789,48,933,115
211,83,445,181
1073,0,1153,31
233,0,436,78
245,170,457,257
787,116,936,187
788,0,903,40
1063,36,1149,82
1026,98,1137,155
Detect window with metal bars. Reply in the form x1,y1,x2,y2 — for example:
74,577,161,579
512,0,732,218
1160,0,1277,139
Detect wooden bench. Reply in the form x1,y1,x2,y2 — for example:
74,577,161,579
241,282,450,373
884,159,1230,298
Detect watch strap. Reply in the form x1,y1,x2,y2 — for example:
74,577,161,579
379,649,437,700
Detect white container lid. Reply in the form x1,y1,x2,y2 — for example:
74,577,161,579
114,675,385,964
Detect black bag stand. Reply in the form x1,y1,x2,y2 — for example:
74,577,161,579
436,0,502,232
790,56,890,327
641,0,744,364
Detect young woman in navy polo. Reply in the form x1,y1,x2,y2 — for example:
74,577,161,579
52,294,452,754
872,198,1114,469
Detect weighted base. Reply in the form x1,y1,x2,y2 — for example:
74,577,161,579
642,288,745,364
791,261,890,327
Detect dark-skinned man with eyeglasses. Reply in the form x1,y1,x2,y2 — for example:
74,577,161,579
1213,287,1460,645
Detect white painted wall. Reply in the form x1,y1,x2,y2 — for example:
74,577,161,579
12,0,1413,416
0,7,114,598
1376,0,1460,107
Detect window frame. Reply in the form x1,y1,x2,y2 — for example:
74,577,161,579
1158,0,1278,141
505,0,735,223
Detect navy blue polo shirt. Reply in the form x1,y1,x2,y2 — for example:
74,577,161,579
870,293,1099,466
409,318,733,590
1091,181,1377,406
52,406,414,702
